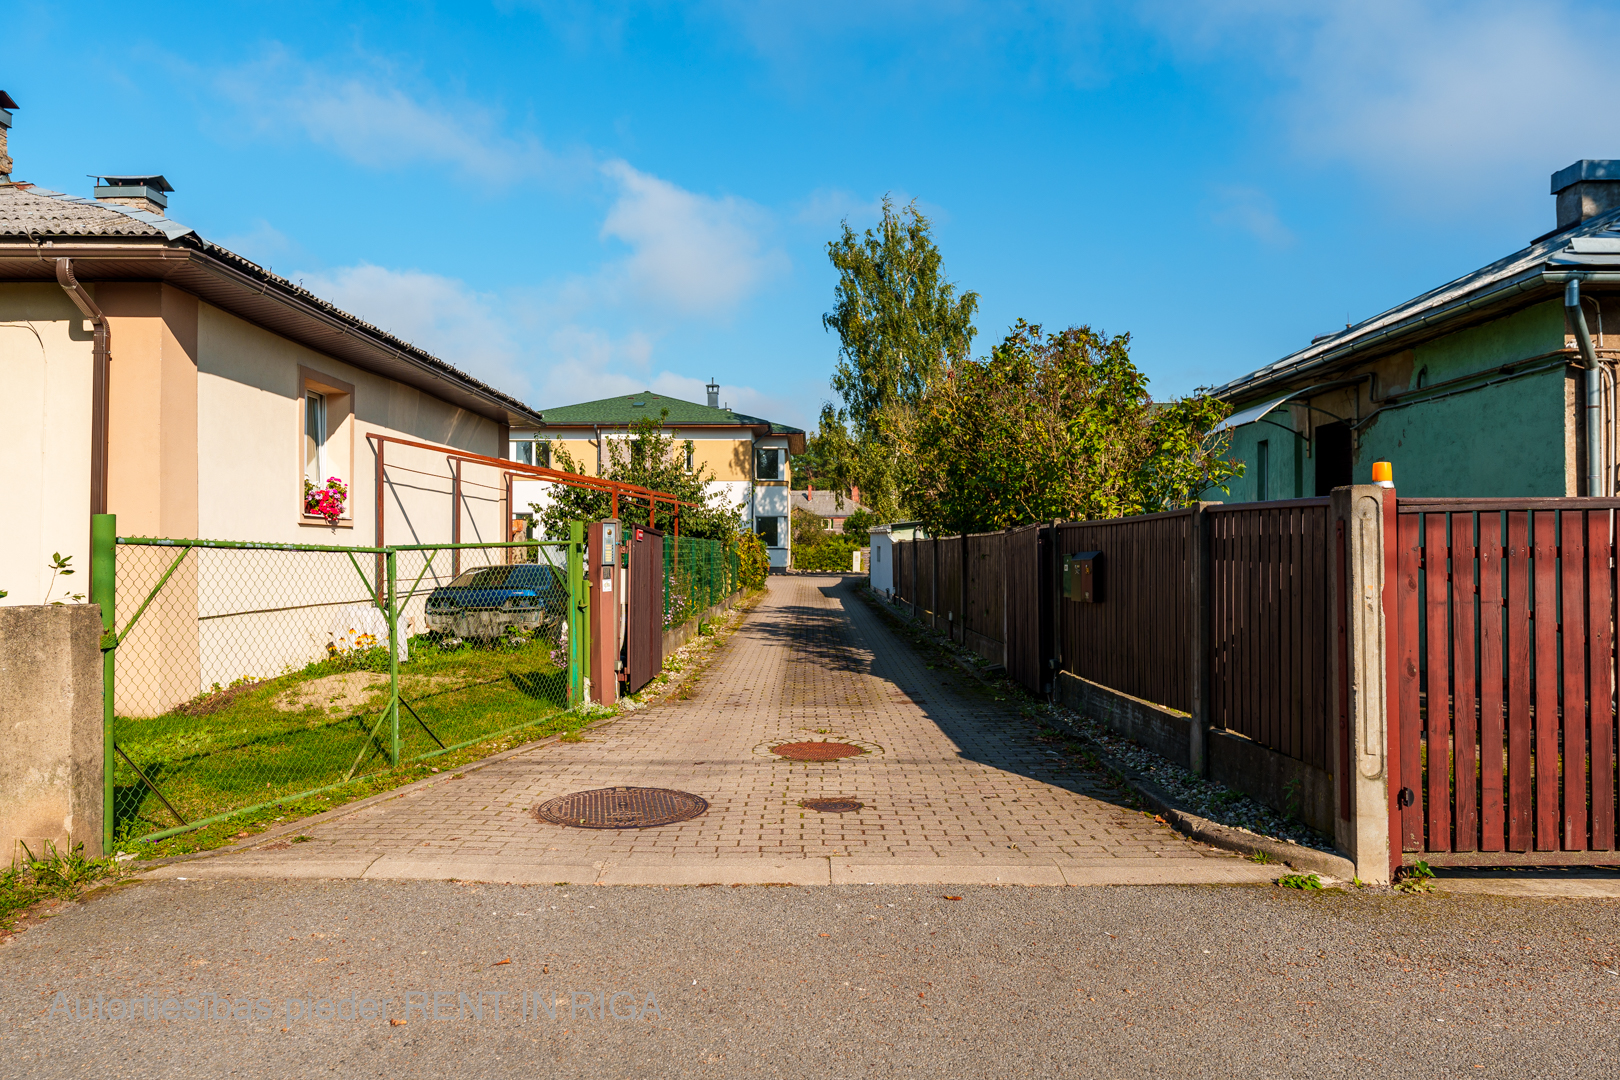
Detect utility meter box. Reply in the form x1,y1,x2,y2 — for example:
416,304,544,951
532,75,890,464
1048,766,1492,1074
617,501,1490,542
1063,551,1102,602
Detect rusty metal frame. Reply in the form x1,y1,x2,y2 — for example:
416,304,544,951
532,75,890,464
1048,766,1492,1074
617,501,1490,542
366,433,697,556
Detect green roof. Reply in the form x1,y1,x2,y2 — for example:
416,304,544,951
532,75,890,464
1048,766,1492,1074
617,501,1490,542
538,391,804,436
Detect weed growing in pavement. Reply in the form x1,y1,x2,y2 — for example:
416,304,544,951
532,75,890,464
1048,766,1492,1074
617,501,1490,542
1248,850,1274,865
1395,860,1435,894
0,842,125,933
1277,873,1322,890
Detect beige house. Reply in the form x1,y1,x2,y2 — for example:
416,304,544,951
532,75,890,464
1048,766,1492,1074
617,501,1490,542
511,384,805,568
0,107,543,705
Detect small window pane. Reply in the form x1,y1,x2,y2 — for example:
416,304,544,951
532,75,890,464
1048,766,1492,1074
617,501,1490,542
305,391,327,482
757,515,780,547
513,440,535,466
755,447,779,480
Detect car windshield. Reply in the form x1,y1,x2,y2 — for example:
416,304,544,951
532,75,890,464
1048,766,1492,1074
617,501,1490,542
446,564,554,589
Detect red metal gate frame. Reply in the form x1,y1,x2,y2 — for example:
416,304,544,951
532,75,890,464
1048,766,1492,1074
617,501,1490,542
367,432,697,551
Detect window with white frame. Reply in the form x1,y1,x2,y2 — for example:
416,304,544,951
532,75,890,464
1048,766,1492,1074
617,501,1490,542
755,446,781,480
757,515,782,547
304,391,327,484
684,442,695,471
298,368,355,524
510,438,550,468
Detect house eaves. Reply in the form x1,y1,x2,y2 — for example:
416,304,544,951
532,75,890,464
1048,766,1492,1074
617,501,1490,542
0,183,544,429
1213,208,1620,406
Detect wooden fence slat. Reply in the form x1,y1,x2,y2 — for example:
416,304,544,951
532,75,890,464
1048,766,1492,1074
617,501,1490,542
1507,511,1533,852
1480,512,1506,851
1425,512,1451,851
1533,510,1560,850
1453,513,1478,852
1398,511,1424,851
1561,509,1589,850
1591,512,1616,850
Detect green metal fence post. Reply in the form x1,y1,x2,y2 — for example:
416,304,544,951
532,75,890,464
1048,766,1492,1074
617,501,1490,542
569,521,586,705
90,514,116,856
386,548,400,765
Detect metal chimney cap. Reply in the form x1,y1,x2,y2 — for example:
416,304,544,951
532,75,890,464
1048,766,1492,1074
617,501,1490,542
91,174,174,192
0,91,17,110
1551,160,1620,195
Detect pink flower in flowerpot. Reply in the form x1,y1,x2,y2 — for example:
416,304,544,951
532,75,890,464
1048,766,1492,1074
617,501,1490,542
304,476,348,524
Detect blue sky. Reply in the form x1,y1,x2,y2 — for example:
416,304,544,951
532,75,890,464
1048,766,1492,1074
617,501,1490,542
8,1,1619,430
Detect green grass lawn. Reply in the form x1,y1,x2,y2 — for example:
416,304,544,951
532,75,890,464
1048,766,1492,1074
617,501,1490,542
113,632,573,845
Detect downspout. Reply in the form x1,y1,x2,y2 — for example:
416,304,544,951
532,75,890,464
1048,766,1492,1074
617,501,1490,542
55,259,110,515
1565,279,1602,496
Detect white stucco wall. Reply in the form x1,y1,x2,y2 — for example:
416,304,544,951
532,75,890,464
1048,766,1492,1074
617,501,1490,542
0,286,94,606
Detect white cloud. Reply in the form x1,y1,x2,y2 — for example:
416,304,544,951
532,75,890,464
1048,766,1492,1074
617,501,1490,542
215,48,571,185
297,264,528,393
1208,186,1294,247
598,159,787,316
1147,1,1620,202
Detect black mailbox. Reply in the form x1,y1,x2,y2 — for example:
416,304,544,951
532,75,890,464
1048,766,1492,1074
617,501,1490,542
1064,551,1102,602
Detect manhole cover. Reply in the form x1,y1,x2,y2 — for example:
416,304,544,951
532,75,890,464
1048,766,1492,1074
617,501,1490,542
771,741,867,762
801,798,864,813
534,786,708,829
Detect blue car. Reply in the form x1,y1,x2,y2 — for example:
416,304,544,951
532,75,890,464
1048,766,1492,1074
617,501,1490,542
423,563,566,641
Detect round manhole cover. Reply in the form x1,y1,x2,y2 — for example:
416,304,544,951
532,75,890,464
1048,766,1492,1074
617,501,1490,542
534,786,709,829
801,798,864,814
771,741,867,762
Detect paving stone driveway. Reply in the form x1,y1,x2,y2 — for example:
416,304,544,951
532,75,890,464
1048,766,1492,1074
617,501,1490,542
154,576,1273,887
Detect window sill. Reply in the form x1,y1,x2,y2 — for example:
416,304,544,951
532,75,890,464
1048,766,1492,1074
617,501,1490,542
300,515,354,529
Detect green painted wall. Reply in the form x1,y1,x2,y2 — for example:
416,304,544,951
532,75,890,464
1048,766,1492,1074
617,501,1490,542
1206,301,1571,501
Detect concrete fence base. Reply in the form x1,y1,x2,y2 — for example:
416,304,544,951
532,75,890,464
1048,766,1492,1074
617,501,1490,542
0,605,104,861
661,591,745,657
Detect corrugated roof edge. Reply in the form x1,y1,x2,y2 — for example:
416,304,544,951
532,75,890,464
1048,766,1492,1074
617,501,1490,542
16,184,195,240
5,185,543,427
1212,204,1620,404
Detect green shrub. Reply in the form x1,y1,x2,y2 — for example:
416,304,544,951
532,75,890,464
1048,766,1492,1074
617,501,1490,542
738,532,770,590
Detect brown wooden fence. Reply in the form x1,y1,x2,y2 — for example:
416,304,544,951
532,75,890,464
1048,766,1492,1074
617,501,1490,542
1003,525,1049,695
1208,498,1333,770
963,531,1007,664
1056,509,1196,714
1394,499,1620,862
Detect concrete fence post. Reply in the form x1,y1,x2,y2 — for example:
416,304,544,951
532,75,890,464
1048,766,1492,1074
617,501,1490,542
0,605,106,862
1329,484,1393,884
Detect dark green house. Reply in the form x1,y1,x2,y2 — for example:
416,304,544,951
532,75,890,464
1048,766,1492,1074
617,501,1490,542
1210,160,1620,500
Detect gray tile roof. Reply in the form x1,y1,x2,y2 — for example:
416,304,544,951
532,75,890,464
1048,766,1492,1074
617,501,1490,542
791,489,866,517
1213,206,1620,402
0,181,542,426
0,183,194,240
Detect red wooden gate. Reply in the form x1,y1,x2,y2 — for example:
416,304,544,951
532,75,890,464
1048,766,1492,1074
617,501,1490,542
1393,498,1619,864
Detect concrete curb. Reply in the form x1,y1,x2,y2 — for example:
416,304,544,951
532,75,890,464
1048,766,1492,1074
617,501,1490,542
854,584,1357,882
139,853,1279,888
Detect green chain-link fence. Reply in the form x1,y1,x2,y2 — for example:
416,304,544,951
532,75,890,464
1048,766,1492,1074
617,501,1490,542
662,535,740,629
100,525,584,846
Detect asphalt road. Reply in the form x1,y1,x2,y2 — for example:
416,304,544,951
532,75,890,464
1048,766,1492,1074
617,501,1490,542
2,877,1618,1079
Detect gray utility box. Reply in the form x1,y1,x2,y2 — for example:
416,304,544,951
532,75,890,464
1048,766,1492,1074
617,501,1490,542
1062,551,1102,602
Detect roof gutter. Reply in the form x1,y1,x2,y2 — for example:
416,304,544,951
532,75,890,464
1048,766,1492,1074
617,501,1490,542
54,258,109,515
1222,269,1620,404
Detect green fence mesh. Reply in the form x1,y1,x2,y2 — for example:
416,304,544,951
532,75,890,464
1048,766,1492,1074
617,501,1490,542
662,535,740,629
108,536,581,844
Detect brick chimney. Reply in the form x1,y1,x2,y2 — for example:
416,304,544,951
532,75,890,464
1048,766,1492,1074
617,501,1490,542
93,174,173,215
0,91,17,180
1552,160,1620,232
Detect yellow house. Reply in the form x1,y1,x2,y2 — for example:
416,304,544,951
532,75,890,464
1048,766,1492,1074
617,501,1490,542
511,384,805,568
0,110,543,611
